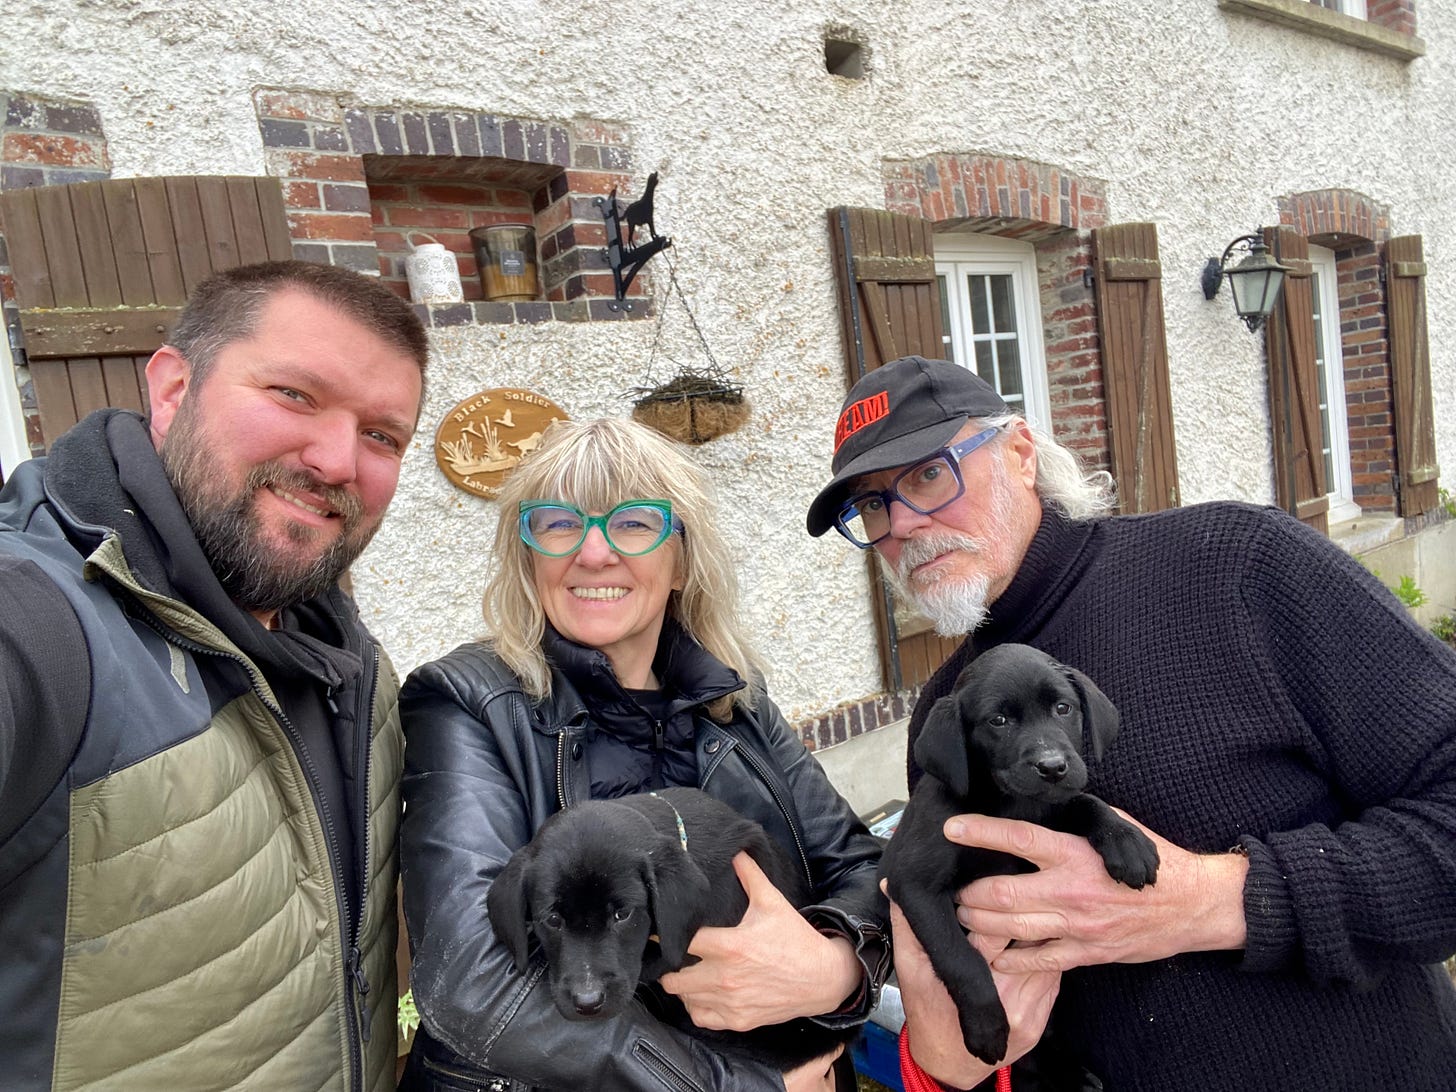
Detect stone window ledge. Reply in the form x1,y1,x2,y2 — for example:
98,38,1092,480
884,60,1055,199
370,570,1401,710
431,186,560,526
415,298,652,328
1330,511,1405,556
1219,0,1425,60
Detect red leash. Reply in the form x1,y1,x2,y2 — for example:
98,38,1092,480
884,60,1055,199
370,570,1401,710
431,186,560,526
898,1024,1012,1092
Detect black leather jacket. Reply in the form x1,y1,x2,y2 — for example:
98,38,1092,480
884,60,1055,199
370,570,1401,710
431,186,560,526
399,633,888,1092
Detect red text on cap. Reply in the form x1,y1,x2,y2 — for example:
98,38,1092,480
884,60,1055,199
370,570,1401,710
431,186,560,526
834,390,890,452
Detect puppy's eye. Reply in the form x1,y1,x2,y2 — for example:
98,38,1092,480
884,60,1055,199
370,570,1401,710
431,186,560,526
613,907,633,923
989,714,1008,727
1053,702,1072,716
542,911,564,930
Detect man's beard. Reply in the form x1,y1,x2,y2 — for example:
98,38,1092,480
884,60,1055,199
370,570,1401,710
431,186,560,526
161,403,376,613
885,459,1016,637
886,532,993,636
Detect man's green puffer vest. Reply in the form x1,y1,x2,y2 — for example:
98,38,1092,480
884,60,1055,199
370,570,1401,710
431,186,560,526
0,459,402,1092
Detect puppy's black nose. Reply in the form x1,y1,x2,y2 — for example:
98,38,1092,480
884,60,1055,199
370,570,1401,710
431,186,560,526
1035,756,1069,782
573,989,606,1016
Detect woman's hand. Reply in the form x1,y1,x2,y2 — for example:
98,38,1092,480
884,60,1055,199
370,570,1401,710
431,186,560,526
889,895,1060,1088
947,813,1249,973
658,853,861,1030
781,1045,842,1092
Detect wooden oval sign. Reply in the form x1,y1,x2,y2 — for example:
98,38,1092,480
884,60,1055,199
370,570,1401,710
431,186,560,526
434,388,568,498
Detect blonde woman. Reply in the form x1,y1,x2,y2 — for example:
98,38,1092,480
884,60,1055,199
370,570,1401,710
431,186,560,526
399,418,888,1092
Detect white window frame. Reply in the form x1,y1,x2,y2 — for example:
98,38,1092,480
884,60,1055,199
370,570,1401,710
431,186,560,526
1315,0,1367,18
934,234,1052,431
0,336,30,482
1308,245,1359,523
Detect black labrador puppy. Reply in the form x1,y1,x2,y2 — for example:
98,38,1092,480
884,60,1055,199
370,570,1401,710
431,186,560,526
487,786,858,1071
879,644,1159,1083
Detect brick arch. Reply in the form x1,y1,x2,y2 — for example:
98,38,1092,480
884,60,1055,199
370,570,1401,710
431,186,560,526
882,153,1108,231
1277,188,1390,245
881,153,1111,476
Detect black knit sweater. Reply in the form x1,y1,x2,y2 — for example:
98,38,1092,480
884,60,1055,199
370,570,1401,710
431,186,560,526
906,501,1456,1090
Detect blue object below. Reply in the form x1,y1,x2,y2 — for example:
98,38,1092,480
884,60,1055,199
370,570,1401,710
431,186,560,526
851,1020,904,1091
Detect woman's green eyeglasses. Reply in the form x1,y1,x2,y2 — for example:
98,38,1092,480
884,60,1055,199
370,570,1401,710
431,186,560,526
518,500,684,558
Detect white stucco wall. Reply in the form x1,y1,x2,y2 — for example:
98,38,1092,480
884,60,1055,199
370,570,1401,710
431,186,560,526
4,0,1453,719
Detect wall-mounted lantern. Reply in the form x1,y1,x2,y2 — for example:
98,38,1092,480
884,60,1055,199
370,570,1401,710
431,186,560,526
1201,231,1290,332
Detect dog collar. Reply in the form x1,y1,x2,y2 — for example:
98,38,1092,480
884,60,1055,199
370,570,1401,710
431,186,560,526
649,792,689,851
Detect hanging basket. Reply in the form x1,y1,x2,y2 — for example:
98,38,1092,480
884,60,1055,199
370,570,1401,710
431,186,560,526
630,371,751,445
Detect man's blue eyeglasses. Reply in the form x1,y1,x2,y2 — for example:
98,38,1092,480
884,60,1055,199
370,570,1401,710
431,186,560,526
833,427,1001,548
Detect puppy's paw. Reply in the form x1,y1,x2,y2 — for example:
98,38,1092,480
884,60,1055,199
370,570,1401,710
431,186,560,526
959,998,1011,1066
1091,823,1160,889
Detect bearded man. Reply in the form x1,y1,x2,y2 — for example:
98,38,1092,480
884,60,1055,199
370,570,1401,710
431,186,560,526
0,260,428,1091
807,355,1456,1091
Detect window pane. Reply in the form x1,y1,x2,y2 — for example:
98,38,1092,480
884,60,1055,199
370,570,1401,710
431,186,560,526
974,340,995,384
990,275,1017,332
968,274,989,333
998,339,1023,399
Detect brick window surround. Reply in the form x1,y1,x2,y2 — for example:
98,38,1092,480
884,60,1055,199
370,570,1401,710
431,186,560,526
254,88,652,329
1278,188,1397,513
0,91,114,458
883,153,1114,477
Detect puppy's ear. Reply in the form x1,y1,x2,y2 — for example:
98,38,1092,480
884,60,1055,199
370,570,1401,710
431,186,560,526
1061,665,1119,761
913,692,972,798
486,850,535,973
642,843,713,972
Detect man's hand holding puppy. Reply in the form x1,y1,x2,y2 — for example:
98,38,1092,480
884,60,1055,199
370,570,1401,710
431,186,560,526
946,813,1250,973
891,895,1061,1089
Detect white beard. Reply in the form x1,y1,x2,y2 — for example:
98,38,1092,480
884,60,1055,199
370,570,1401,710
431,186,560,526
920,572,993,636
884,457,1015,636
886,531,993,635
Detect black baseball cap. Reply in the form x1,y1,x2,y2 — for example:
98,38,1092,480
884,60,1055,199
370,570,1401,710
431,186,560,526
806,356,1009,536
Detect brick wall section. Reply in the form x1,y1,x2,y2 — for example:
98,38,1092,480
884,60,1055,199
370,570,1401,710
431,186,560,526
0,92,113,457
253,89,650,328
793,687,918,753
1336,243,1396,512
1278,189,1396,514
1366,0,1417,35
882,154,1112,466
1037,231,1111,474
255,89,385,275
1,93,110,191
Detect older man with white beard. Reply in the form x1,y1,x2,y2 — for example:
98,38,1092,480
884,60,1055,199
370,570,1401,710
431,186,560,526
806,355,1456,1092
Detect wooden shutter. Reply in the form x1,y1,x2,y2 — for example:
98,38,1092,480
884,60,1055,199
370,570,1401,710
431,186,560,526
1091,223,1180,513
0,175,293,447
1386,235,1440,517
827,206,959,692
1262,227,1328,533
